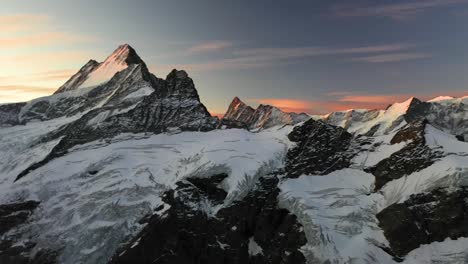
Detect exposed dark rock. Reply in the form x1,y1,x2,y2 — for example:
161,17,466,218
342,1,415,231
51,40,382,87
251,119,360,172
0,201,56,264
0,102,26,127
286,118,353,177
217,118,249,130
0,201,40,236
367,120,443,190
110,175,306,264
377,187,468,257
186,174,228,205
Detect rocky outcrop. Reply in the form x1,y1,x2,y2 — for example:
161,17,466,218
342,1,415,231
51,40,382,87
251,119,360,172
0,201,56,264
377,187,468,257
367,120,443,190
285,118,353,177
0,103,26,127
220,97,309,130
110,175,307,264
0,201,39,236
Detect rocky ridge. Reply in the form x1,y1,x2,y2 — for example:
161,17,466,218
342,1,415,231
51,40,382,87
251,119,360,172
220,97,310,130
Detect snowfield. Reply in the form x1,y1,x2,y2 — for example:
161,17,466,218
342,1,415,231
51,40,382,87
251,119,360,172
279,123,468,264
0,124,292,264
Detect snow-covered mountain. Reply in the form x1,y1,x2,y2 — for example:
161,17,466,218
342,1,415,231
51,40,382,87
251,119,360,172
0,44,467,264
321,96,468,141
220,97,310,130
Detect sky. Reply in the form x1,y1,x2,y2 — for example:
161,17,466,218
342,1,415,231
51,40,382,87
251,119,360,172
1,0,468,115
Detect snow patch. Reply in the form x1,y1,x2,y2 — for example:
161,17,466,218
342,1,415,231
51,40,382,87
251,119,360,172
248,237,263,256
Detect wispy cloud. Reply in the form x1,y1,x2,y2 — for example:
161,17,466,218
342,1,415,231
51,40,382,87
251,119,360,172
352,52,431,63
0,13,97,92
0,69,77,83
0,85,55,103
0,32,94,49
0,14,49,33
234,44,410,59
150,42,427,74
188,41,232,53
334,0,468,20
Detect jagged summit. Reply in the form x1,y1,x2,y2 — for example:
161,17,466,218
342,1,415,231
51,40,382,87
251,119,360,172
220,96,309,130
55,44,146,94
106,44,144,66
223,97,255,122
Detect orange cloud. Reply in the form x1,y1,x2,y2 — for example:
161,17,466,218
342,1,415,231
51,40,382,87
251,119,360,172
245,91,467,115
0,14,49,32
247,98,317,113
0,85,55,103
0,32,95,49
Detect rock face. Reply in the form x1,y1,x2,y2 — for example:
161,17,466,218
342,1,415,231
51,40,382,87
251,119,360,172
286,118,353,177
220,97,309,130
223,97,256,124
0,201,57,264
367,120,443,190
110,174,307,264
0,103,25,127
377,187,468,257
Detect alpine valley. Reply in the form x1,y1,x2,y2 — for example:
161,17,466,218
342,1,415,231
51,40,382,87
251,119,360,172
0,45,467,264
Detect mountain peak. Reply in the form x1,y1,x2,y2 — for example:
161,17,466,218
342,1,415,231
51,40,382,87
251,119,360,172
167,69,189,80
223,97,255,122
55,44,146,93
104,44,144,66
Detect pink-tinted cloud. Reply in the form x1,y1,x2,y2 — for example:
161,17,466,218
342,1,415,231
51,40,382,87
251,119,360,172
188,41,232,53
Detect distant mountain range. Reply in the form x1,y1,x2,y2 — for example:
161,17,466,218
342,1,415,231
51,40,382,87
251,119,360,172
0,44,467,264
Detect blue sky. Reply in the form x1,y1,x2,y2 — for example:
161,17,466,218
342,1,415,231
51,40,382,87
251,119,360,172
1,0,468,113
